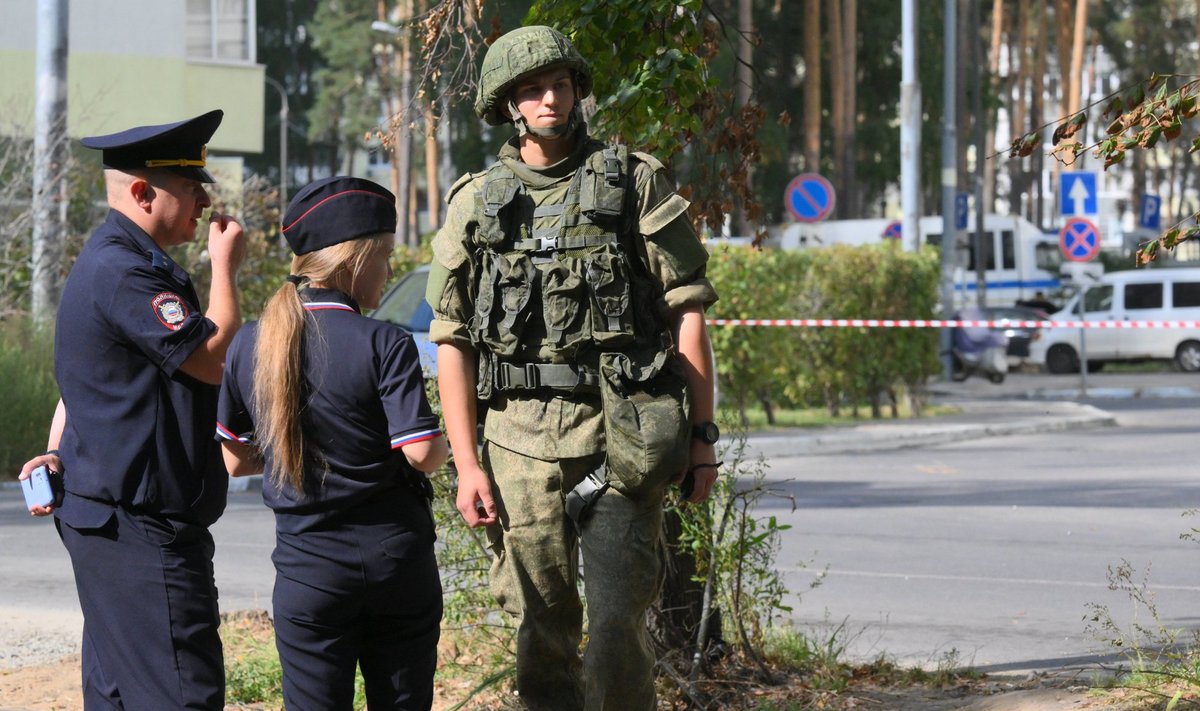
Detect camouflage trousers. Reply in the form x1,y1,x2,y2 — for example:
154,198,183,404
483,442,665,711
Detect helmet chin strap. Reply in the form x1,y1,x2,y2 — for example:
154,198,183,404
507,100,583,139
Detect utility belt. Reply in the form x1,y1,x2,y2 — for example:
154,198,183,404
479,355,601,399
476,330,676,400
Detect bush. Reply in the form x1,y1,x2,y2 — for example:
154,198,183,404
0,321,58,477
706,244,942,421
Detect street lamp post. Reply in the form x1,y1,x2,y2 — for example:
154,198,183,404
264,75,289,217
372,19,412,247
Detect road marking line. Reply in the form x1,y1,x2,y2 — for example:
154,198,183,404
786,567,1200,592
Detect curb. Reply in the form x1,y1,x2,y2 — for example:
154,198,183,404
743,400,1116,459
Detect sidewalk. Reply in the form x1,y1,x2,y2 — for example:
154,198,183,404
739,370,1200,459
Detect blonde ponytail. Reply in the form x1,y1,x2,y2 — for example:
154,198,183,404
252,234,392,495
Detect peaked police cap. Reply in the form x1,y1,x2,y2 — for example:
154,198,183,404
281,176,397,255
80,109,224,183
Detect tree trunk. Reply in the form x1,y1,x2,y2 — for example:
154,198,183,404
1010,0,1029,218
733,0,753,235
1033,0,1048,229
420,0,440,231
1053,0,1072,114
1067,0,1087,117
424,99,440,230
842,0,857,217
803,0,821,172
826,0,845,218
982,0,1003,213
651,511,726,662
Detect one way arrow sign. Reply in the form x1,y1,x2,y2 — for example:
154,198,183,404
1060,172,1098,216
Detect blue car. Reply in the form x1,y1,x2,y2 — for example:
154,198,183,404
371,265,437,374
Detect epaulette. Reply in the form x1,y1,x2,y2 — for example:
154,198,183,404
630,150,666,173
446,171,485,204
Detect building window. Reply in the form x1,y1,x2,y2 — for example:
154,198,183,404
187,0,254,62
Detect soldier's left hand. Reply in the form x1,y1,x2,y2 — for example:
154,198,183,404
677,440,719,504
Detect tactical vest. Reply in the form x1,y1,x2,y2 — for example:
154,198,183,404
467,142,671,399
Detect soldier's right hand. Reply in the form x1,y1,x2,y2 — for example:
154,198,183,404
455,463,497,528
207,211,247,275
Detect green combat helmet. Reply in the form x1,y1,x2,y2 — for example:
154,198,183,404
475,25,592,138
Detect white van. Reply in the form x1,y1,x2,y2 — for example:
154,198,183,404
1029,268,1200,373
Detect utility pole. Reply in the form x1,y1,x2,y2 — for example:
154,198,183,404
397,0,414,246
264,75,289,218
900,0,920,252
940,0,958,377
32,0,68,328
971,0,987,306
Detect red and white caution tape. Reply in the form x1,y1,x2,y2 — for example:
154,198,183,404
707,318,1200,329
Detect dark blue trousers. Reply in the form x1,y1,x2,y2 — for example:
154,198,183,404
57,507,224,710
271,493,442,711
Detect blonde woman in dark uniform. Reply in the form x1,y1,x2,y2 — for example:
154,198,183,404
217,176,447,710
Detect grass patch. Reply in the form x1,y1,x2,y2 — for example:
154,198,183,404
0,320,58,478
719,402,960,431
222,610,282,707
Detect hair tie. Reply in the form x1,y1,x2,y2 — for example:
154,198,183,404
285,274,304,286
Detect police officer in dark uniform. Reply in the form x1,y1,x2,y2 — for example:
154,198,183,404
216,176,448,710
19,109,246,709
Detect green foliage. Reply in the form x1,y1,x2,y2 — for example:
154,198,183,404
762,621,855,691
1080,510,1200,706
0,320,58,477
253,0,325,186
307,0,388,164
705,244,942,421
661,429,816,703
222,612,283,704
420,376,517,707
528,0,709,159
526,1,764,235
0,129,105,318
704,245,811,420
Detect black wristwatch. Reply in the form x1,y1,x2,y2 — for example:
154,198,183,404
692,421,720,445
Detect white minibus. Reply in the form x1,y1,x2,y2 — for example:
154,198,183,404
1029,268,1200,373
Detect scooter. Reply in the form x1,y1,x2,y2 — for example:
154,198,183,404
950,307,1009,384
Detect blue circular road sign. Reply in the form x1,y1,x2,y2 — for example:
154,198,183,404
1059,217,1101,262
785,173,836,223
882,220,902,240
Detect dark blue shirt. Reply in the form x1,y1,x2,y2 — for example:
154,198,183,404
216,288,440,534
55,210,224,527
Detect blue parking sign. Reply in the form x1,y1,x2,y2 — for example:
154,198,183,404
1139,194,1162,230
954,192,969,230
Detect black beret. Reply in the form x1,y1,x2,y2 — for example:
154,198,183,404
281,176,397,255
80,110,223,183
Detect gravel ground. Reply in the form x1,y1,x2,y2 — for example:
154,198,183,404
0,608,81,670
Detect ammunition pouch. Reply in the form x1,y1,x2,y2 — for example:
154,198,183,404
599,348,691,498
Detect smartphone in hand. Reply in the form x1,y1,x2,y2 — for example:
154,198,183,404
22,465,58,509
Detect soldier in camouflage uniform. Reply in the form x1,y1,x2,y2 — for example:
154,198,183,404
426,25,720,711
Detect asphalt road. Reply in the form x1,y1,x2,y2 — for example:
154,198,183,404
3,371,1199,675
767,394,1200,673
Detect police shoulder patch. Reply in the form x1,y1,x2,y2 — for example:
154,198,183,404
151,292,190,331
